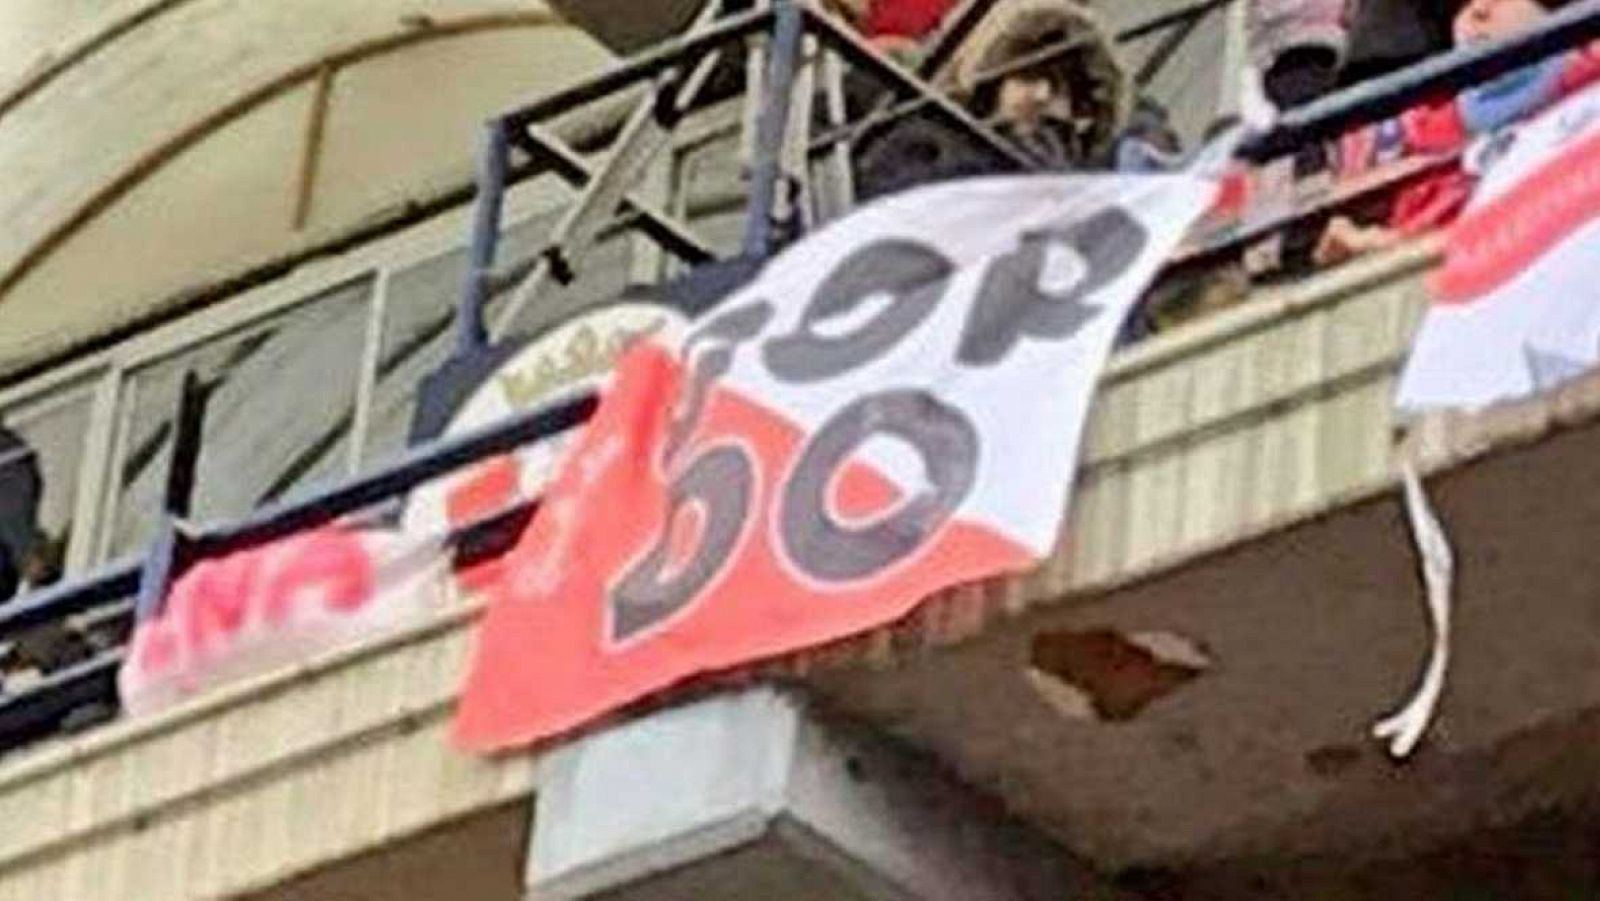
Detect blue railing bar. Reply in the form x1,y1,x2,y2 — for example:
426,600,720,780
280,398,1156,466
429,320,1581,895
0,558,140,637
502,7,775,130
0,391,597,638
459,120,510,353
134,517,182,622
743,0,806,258
202,391,596,552
1241,0,1600,161
0,649,122,750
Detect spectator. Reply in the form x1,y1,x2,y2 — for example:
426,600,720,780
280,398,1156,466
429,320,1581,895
1317,0,1597,265
0,425,47,602
0,423,86,702
1248,0,1351,109
1246,1,1356,279
950,0,1129,166
1343,0,1457,85
854,0,1128,196
1113,97,1185,173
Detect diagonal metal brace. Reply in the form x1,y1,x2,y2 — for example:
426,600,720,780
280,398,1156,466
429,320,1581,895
492,52,722,340
800,4,1042,171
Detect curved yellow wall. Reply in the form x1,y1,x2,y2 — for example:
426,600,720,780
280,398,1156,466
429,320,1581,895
0,0,611,373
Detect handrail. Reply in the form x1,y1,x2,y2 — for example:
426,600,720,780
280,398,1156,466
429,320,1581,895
1240,0,1600,160
1,0,1598,756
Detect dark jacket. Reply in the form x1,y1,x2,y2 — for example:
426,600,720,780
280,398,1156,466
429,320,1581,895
0,427,43,600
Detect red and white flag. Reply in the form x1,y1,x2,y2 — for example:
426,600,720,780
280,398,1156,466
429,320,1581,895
1398,82,1600,412
120,526,448,716
455,173,1216,751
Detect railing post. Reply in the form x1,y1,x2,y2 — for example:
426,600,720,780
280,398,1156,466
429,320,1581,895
461,119,510,352
742,0,805,259
164,371,210,519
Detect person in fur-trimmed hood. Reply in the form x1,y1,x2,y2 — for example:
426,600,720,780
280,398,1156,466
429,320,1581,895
852,0,1129,196
945,0,1130,167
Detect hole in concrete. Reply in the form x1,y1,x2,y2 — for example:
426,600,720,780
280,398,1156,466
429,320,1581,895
1026,628,1211,723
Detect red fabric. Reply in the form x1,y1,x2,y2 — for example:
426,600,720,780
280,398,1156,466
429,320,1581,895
1398,97,1469,155
864,0,958,38
1431,124,1600,303
1389,169,1475,236
1374,50,1600,236
1558,42,1600,97
453,343,1033,751
1384,97,1470,235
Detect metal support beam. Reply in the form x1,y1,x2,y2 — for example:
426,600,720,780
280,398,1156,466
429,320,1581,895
814,48,856,224
801,4,1040,171
743,0,806,258
492,51,723,339
527,687,1132,900
164,371,211,519
1133,1,1211,88
503,125,713,272
460,120,510,352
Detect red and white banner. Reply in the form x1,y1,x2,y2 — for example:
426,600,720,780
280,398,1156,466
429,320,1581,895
403,303,687,597
120,526,447,716
455,173,1216,750
1398,82,1600,412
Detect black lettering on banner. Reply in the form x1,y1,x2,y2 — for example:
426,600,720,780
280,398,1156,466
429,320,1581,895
609,444,754,643
764,239,954,383
781,390,978,583
662,301,774,468
957,207,1147,367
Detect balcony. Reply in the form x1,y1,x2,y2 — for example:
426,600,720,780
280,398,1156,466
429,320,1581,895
0,1,1598,898
3,235,1591,897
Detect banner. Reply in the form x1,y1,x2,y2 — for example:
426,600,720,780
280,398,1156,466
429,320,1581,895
120,526,447,716
455,172,1216,750
403,303,688,596
1397,81,1600,412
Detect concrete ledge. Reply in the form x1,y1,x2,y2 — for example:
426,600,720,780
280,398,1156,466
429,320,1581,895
528,687,1129,900
0,601,536,901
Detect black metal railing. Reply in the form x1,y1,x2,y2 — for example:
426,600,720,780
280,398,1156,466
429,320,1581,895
2,0,1598,756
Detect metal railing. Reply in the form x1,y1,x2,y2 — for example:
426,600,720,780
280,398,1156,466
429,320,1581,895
1,0,1598,756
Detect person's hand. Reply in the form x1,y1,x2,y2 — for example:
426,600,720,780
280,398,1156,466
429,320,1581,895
869,34,921,67
1315,215,1397,267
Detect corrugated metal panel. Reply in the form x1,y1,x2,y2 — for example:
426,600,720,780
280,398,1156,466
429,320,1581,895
0,243,1438,899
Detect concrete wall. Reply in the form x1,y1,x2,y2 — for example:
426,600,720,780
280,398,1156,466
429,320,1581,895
0,0,612,375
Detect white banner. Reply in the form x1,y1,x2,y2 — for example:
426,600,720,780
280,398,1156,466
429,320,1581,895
1398,82,1600,412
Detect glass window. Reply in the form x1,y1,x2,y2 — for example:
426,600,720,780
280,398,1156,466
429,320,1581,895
360,210,636,467
102,277,373,559
674,132,748,259
0,383,94,601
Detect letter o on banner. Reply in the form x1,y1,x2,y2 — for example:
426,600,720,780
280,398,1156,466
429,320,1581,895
781,390,978,583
